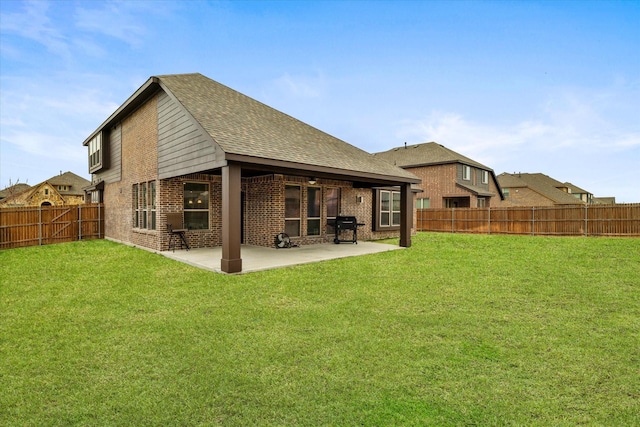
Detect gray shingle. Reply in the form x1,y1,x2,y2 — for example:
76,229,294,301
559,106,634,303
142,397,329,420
498,173,584,204
373,142,492,170
157,73,418,181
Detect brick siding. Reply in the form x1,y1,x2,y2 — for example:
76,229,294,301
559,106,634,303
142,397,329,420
103,94,159,248
99,92,409,252
407,163,501,208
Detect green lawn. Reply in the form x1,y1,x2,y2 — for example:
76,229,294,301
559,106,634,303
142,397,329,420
1,233,638,426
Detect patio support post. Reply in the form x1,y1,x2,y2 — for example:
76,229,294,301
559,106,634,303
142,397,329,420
221,163,242,273
399,182,412,248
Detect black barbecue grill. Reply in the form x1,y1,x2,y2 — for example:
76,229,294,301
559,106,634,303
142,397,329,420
331,216,365,244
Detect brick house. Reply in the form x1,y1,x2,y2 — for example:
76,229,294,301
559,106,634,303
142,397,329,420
0,171,89,207
374,142,504,209
497,173,588,206
82,73,419,273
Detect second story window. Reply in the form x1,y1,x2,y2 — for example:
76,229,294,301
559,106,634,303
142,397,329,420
463,165,471,181
482,170,489,184
88,132,103,172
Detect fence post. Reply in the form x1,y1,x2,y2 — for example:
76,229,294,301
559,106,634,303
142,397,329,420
532,206,535,236
38,205,43,245
584,204,588,237
488,207,491,235
98,204,102,239
451,208,455,233
78,205,82,241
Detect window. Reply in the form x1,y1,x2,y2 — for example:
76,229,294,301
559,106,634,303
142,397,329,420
477,197,486,208
183,182,209,230
132,181,157,230
150,181,156,230
307,187,321,236
88,132,102,172
285,185,301,237
481,170,489,184
44,188,49,195
392,192,401,226
141,183,148,228
462,165,471,181
445,197,470,208
416,198,430,209
503,188,510,198
379,190,401,228
133,184,139,227
325,187,340,233
57,185,68,191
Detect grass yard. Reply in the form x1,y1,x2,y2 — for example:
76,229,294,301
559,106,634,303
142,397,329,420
1,233,639,426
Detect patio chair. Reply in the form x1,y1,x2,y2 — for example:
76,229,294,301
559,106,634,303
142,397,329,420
167,213,190,252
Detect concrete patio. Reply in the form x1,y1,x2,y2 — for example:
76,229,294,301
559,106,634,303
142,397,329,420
160,241,402,274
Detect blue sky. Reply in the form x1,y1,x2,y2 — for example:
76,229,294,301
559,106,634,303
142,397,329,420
1,0,639,202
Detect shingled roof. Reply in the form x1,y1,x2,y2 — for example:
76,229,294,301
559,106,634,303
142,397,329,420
373,142,492,170
160,73,418,182
497,173,585,204
0,183,30,200
85,73,418,184
47,171,90,196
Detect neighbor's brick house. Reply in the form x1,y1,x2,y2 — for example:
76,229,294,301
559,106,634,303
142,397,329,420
374,142,504,209
497,173,588,206
83,73,419,273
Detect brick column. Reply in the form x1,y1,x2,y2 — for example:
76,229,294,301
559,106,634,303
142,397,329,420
221,164,242,273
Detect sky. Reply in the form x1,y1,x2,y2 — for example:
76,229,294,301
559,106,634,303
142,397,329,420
1,0,639,202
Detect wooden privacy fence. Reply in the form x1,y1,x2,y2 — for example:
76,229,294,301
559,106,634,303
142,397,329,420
417,204,640,237
0,204,104,250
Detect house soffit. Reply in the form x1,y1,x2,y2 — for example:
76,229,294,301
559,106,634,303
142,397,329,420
225,154,420,186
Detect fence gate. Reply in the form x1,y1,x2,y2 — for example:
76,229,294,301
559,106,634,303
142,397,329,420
44,207,76,245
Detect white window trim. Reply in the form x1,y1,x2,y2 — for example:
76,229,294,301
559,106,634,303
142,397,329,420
463,165,471,181
379,190,401,228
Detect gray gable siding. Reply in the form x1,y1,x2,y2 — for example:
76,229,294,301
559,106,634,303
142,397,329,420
98,125,121,184
157,91,220,180
475,168,490,190
456,163,465,182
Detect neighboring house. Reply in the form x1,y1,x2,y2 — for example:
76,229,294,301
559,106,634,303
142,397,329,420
497,173,587,206
565,182,593,204
82,73,420,273
0,172,89,207
0,183,31,201
593,197,616,204
373,142,504,208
